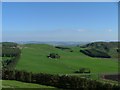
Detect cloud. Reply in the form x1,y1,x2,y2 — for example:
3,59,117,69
107,29,112,32
77,29,87,32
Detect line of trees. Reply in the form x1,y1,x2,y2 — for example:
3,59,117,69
55,46,73,52
2,42,21,69
74,68,91,73
2,42,17,47
55,46,71,50
80,49,111,58
2,69,120,89
2,48,21,57
2,55,20,69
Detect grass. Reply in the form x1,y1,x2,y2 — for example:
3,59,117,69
15,44,118,77
2,80,57,88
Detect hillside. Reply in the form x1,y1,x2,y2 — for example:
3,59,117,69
15,44,118,75
2,42,119,89
80,42,119,58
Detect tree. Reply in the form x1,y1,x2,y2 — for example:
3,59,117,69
75,68,91,73
47,53,60,59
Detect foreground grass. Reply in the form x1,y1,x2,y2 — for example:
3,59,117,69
2,80,57,88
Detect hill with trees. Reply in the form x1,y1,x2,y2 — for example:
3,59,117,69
1,42,119,89
80,42,119,58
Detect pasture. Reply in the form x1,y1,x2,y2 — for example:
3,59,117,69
15,44,118,78
2,80,56,88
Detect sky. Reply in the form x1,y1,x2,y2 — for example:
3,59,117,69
2,2,118,42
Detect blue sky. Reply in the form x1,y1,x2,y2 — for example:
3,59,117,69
2,2,118,42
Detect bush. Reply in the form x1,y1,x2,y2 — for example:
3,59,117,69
47,53,60,59
75,68,91,73
70,50,73,52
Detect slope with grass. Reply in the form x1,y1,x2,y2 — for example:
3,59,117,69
15,44,118,75
2,80,57,88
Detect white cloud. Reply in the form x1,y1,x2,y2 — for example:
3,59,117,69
107,29,112,32
77,29,86,32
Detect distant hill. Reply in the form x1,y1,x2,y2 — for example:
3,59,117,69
16,41,89,46
80,42,119,58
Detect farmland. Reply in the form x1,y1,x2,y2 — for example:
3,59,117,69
2,42,119,89
16,44,118,76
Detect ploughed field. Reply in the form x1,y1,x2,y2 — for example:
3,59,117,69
15,44,118,78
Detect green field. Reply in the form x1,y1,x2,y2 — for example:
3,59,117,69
15,44,118,77
2,80,56,88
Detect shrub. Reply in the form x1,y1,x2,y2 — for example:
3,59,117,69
47,53,60,59
70,50,73,52
75,68,91,73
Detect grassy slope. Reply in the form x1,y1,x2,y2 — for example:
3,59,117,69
2,80,56,88
15,44,118,75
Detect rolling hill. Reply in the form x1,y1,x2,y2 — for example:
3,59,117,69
2,42,119,88
15,43,118,75
80,42,119,58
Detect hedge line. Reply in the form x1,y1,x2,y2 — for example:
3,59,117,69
80,49,111,58
2,55,20,69
2,69,119,89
